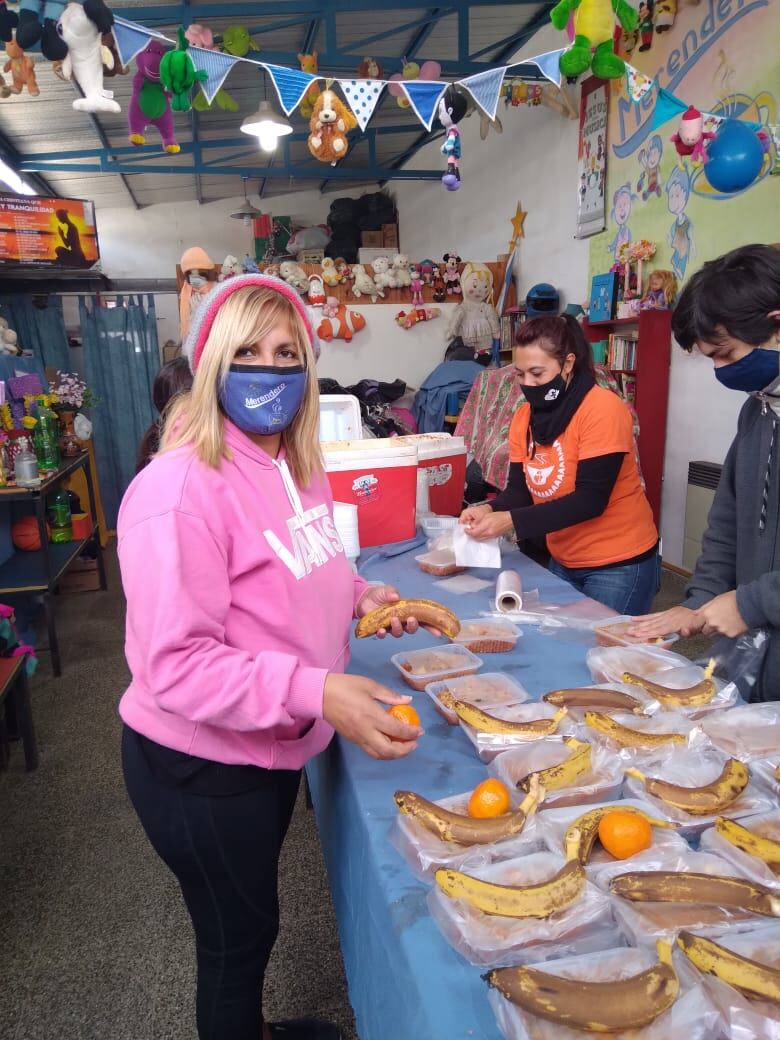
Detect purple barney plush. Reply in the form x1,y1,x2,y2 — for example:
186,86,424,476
128,39,180,153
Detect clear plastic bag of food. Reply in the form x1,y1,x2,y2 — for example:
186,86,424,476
702,703,780,760
707,627,770,704
753,758,780,799
520,597,618,631
622,745,775,834
450,617,522,654
538,798,691,874
595,847,771,946
425,672,530,726
427,851,616,968
582,708,705,762
415,548,466,577
680,923,780,1040
459,703,580,763
390,644,482,692
488,944,720,1040
699,809,780,889
390,790,545,881
488,737,623,808
592,615,680,651
539,681,659,720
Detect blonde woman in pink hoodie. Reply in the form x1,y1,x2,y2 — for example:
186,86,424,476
118,275,426,1040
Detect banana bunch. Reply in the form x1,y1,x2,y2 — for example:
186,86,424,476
485,939,679,1032
565,805,677,864
584,710,686,750
393,776,544,846
621,671,716,708
715,816,780,873
516,737,592,794
625,758,749,815
543,687,646,713
610,869,780,916
434,828,585,918
677,930,780,1004
438,691,567,737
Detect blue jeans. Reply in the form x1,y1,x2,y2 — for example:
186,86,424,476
548,552,661,616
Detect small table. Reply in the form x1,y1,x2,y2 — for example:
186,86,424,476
0,655,37,771
0,452,107,676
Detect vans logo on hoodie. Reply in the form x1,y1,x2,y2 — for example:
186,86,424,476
263,504,345,580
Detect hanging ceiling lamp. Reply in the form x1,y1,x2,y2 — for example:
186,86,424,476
240,99,293,153
230,178,264,227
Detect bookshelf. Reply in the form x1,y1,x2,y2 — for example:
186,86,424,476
583,309,672,528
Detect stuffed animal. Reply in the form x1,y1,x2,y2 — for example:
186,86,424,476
279,261,309,294
447,262,500,360
242,254,259,274
0,2,17,44
263,262,281,278
58,3,120,113
438,85,468,190
15,0,66,59
4,40,39,96
184,22,213,48
0,69,10,97
654,0,676,31
219,255,243,281
129,41,179,153
351,264,384,302
308,273,327,307
0,317,19,355
410,264,425,307
335,258,352,282
298,51,320,119
396,307,440,330
159,27,207,113
321,257,341,287
392,254,411,289
222,25,252,57
357,56,382,78
432,269,446,302
187,23,237,110
550,0,638,80
442,253,461,295
670,105,714,167
317,298,366,342
308,89,357,163
419,259,436,284
637,0,654,50
372,256,396,292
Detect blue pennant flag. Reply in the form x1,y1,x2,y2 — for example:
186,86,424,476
265,63,318,116
112,17,156,68
460,67,505,122
523,49,564,88
652,87,688,131
400,80,447,131
190,48,239,105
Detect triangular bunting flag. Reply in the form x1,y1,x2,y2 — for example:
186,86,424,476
703,112,726,135
625,64,655,103
461,67,505,122
400,80,447,131
265,63,318,116
112,17,156,68
652,87,688,131
339,79,384,131
190,47,239,105
524,49,564,88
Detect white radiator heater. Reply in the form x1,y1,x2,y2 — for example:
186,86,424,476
683,461,723,572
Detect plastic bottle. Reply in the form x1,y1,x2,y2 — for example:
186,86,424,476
15,439,40,488
48,489,73,543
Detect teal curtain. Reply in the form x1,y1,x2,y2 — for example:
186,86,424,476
0,294,71,374
81,294,160,529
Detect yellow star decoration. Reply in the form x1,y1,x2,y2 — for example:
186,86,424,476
509,202,527,251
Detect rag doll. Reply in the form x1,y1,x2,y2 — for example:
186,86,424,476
179,246,215,337
129,40,179,152
447,262,500,360
438,84,468,191
640,269,677,310
58,2,120,113
442,253,462,296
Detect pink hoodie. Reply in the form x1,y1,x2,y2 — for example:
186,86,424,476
117,421,368,769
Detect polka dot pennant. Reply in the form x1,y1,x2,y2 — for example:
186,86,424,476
340,79,385,131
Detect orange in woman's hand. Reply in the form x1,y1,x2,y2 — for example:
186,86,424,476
598,810,652,859
387,704,421,728
468,778,510,819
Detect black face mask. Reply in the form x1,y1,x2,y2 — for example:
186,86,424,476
520,373,568,412
522,367,596,446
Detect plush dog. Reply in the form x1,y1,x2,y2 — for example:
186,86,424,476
279,260,310,294
308,88,357,163
58,3,119,113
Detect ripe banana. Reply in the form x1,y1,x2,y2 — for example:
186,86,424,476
624,759,749,815
434,827,585,918
775,762,780,781
610,870,780,916
485,939,679,1032
584,710,686,749
355,598,460,638
621,671,716,707
543,687,647,713
565,805,677,865
439,691,567,736
715,816,780,874
516,737,592,794
394,775,544,846
677,930,780,1004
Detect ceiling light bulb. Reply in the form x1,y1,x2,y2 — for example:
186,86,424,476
258,126,278,153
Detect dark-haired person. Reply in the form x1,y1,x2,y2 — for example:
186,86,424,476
460,314,659,614
631,244,780,702
135,356,193,472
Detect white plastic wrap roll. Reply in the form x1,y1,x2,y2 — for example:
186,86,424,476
495,570,523,613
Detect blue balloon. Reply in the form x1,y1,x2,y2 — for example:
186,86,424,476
705,118,764,194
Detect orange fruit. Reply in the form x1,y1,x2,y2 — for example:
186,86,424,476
598,810,652,860
387,704,421,728
468,778,511,819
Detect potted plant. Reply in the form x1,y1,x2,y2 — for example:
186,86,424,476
48,372,97,457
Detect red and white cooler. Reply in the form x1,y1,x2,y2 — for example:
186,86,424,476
322,439,417,548
396,434,467,516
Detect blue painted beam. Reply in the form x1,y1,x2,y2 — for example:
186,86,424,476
345,9,451,53
18,158,445,180
116,0,542,22
498,4,556,63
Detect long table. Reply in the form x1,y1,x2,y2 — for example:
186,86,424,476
306,542,602,1040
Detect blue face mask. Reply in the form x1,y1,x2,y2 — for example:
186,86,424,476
714,348,780,393
220,364,306,436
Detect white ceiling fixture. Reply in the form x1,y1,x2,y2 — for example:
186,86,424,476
0,158,36,196
230,178,264,227
240,100,293,154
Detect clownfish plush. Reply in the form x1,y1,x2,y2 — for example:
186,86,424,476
317,298,366,342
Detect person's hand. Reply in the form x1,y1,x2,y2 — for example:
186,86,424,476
463,510,514,541
629,606,704,639
323,673,423,759
697,590,749,638
459,504,492,527
355,584,440,637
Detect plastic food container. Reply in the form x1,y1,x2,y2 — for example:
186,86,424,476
450,618,521,654
318,394,363,441
390,790,545,881
420,514,458,541
390,644,482,692
752,757,780,798
488,945,720,1040
460,703,580,763
592,616,679,650
414,548,465,577
699,809,780,889
425,672,530,726
489,738,624,809
701,703,780,760
582,709,703,761
427,851,616,968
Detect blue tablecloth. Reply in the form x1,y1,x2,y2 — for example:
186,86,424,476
306,544,601,1040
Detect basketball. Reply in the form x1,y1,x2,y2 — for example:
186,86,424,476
12,516,49,551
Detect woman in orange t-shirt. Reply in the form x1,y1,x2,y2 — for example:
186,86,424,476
460,315,660,614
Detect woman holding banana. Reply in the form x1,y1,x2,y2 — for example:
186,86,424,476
117,274,427,1040
460,314,660,615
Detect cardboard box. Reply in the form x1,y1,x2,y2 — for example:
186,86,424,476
382,223,399,248
361,230,383,248
162,342,180,364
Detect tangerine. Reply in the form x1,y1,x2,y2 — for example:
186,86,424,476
598,810,652,860
387,704,421,728
468,778,510,819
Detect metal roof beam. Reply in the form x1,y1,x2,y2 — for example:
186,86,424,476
346,9,451,53
0,129,54,196
116,0,541,22
19,158,444,181
496,4,556,63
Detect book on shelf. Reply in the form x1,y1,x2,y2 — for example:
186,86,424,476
606,332,638,372
589,272,618,322
500,305,526,353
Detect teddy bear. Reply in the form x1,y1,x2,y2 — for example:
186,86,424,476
0,317,20,355
307,89,357,163
219,255,243,281
321,257,341,287
357,56,382,78
4,39,38,96
279,261,310,294
392,254,412,289
372,256,396,292
351,265,384,302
